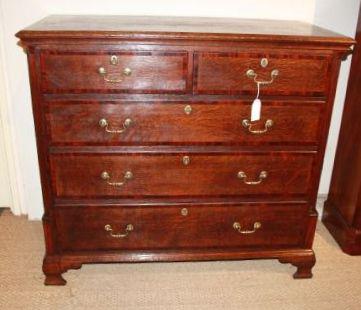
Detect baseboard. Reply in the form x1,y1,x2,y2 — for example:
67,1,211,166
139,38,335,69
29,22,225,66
316,194,327,220
0,206,10,216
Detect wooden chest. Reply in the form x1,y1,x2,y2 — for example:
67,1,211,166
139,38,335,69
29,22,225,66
323,6,361,255
16,15,353,285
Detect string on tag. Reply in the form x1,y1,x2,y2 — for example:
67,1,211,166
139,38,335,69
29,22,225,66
251,81,262,122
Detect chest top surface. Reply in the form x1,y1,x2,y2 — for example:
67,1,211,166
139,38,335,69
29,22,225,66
16,15,354,47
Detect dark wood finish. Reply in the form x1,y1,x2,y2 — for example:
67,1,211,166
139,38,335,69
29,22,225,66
56,204,309,251
50,152,314,198
278,253,316,279
194,52,330,96
16,15,353,285
16,15,352,47
46,100,323,145
40,51,189,93
322,6,361,255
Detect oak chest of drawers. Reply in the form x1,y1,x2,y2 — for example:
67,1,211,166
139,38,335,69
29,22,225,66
16,15,354,285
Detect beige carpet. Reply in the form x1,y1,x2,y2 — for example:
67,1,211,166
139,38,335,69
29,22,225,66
0,210,361,310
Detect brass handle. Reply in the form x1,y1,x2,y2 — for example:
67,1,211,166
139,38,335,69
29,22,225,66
237,171,267,185
99,118,133,134
246,69,279,85
95,55,133,82
242,119,273,134
233,222,261,234
98,66,132,83
104,224,134,238
100,171,133,187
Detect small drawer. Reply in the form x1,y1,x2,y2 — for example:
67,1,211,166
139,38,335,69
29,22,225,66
40,51,189,93
55,204,309,251
194,52,330,96
50,152,315,198
46,100,322,146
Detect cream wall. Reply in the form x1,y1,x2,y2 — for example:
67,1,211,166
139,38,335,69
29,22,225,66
314,0,360,193
0,22,11,208
0,114,11,207
0,0,358,219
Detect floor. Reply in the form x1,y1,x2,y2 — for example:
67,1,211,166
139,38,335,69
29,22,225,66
0,209,360,310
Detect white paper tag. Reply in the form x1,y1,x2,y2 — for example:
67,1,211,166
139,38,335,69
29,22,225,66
251,98,261,121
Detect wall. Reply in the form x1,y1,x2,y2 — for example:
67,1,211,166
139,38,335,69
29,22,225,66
0,115,12,207
0,0,358,219
0,18,11,208
314,0,360,194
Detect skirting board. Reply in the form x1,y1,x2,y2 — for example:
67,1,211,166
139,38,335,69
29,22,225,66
316,194,328,220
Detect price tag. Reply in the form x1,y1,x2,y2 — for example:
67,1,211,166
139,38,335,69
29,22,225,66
251,98,261,121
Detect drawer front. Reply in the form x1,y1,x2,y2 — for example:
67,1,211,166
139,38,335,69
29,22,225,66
194,52,330,96
56,204,309,251
50,153,315,198
40,51,189,93
47,100,322,145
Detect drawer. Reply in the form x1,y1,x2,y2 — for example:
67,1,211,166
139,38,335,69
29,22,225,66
55,204,309,251
46,100,322,145
50,152,315,198
40,51,189,93
194,52,330,96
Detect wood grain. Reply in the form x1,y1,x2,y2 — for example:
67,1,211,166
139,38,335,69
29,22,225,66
46,100,323,145
194,52,330,96
55,204,309,251
49,152,315,198
16,15,354,48
40,51,188,93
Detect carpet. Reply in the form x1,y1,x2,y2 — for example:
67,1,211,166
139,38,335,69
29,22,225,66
0,210,360,310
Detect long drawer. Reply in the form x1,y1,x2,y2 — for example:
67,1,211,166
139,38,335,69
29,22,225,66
55,204,309,251
194,52,330,96
50,152,315,198
46,100,322,145
40,51,189,93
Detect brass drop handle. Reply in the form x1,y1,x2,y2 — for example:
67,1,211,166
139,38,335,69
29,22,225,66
99,118,133,134
242,119,273,134
246,69,279,85
98,67,132,83
237,171,268,185
98,55,132,83
233,222,261,234
100,171,133,187
104,224,134,238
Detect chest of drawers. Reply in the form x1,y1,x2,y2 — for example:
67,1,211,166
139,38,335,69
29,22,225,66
16,15,353,285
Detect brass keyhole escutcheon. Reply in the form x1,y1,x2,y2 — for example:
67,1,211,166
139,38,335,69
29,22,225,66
260,58,268,68
184,105,192,115
181,208,188,216
110,55,118,65
182,156,190,166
